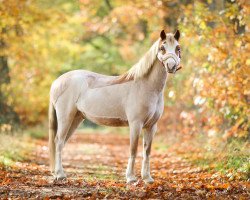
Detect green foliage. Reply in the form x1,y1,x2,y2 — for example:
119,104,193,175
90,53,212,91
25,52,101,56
0,0,84,124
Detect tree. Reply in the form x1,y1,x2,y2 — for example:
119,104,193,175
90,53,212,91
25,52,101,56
0,0,84,125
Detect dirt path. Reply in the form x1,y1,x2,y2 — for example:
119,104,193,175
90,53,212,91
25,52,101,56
0,132,249,199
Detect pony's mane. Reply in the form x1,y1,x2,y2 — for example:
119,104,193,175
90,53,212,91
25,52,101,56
126,38,161,80
111,34,175,84
111,38,160,84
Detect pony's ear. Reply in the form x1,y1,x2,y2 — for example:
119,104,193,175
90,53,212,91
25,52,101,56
174,30,180,41
160,30,166,40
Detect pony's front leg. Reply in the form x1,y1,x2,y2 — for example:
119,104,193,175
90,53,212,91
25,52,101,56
141,124,157,183
126,122,142,183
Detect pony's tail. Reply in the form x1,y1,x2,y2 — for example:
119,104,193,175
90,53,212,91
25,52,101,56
48,101,57,173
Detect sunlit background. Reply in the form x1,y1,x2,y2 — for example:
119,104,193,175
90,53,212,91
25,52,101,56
1,0,249,138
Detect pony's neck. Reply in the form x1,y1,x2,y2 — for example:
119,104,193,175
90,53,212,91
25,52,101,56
144,58,168,93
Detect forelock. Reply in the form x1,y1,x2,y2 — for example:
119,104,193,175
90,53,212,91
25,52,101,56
166,33,175,45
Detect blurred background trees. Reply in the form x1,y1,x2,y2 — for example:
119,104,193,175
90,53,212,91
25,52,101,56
0,0,249,139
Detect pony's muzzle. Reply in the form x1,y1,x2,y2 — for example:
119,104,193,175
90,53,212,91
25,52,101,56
166,58,177,73
167,63,176,73
158,53,180,73
167,58,176,68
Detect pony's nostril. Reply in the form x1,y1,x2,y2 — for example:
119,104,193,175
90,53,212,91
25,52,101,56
167,63,172,71
167,63,175,69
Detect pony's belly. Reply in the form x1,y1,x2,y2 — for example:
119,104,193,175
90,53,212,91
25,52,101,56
86,115,128,127
77,100,128,126
77,86,127,121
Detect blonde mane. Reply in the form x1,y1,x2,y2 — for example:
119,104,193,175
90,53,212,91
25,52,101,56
126,38,161,80
111,38,161,84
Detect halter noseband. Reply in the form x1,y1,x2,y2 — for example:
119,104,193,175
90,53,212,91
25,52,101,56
157,52,181,73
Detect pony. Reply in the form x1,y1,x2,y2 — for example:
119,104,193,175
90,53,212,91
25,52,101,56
49,30,181,183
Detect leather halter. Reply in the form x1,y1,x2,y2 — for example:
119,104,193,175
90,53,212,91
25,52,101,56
157,52,182,73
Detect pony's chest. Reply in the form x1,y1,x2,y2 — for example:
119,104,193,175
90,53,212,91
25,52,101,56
143,96,164,127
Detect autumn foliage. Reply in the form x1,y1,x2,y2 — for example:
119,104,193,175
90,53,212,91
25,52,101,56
0,0,249,138
177,1,250,139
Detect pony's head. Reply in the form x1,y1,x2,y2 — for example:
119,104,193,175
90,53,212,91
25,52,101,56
157,30,181,74
111,30,182,83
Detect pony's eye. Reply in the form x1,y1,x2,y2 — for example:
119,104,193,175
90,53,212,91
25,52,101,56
175,46,181,58
160,46,165,51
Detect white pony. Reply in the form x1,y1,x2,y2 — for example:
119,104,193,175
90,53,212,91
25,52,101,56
49,30,181,183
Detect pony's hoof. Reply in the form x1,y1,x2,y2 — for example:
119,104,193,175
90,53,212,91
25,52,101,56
56,176,67,181
143,176,154,184
126,176,137,184
54,172,67,181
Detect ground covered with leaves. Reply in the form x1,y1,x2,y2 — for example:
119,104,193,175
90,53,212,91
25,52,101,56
0,132,249,199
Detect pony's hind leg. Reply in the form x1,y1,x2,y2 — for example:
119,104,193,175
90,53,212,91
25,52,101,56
54,106,76,180
126,122,142,183
65,111,84,143
141,124,157,183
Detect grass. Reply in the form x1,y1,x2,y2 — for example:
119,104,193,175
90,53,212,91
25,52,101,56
0,133,34,166
0,124,48,166
84,164,120,181
25,125,48,139
182,137,250,180
153,139,169,152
